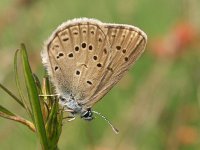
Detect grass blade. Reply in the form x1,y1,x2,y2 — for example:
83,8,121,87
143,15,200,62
0,83,25,108
0,105,15,116
14,49,32,117
33,73,42,94
0,105,35,132
20,44,49,149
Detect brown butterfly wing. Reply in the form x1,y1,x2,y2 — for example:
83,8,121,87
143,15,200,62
42,18,112,101
84,24,147,107
42,18,147,109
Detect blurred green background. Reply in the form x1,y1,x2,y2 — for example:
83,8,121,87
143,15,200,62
0,0,200,150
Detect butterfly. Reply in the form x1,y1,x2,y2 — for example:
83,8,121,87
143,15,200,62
41,18,147,133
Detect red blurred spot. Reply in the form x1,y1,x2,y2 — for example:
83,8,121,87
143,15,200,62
151,22,197,58
176,126,198,145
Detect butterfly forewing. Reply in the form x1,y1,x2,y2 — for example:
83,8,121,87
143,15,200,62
44,19,112,101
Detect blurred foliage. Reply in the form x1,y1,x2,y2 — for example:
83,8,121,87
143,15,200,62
0,0,200,150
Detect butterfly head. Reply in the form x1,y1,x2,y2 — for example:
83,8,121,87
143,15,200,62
80,108,94,121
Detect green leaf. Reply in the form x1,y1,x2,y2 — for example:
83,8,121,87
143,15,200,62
0,83,24,108
33,73,42,94
14,49,32,117
0,105,15,116
45,99,62,150
20,44,49,149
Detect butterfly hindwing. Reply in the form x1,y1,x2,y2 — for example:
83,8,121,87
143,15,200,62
84,24,147,107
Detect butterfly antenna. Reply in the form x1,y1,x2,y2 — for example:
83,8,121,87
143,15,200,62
92,110,119,134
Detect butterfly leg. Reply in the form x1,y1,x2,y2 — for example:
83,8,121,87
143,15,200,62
67,116,76,122
39,94,59,97
64,109,74,112
63,108,76,122
63,114,76,122
62,116,75,126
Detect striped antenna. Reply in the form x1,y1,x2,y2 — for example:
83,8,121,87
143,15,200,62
92,110,119,134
